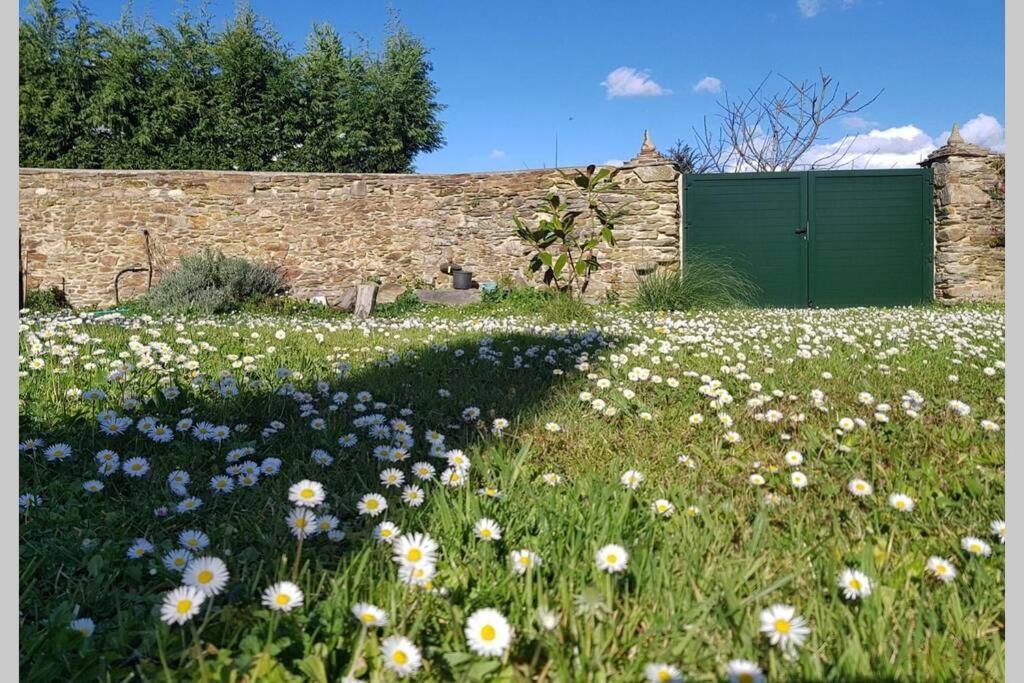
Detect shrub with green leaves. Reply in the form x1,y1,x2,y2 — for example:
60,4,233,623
513,165,623,298
143,249,285,314
633,252,759,311
23,286,72,313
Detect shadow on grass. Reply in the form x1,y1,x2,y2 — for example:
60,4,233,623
18,325,610,681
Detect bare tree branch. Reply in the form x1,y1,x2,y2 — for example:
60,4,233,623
684,70,883,172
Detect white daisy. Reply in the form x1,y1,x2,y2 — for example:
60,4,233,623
595,544,629,573
374,521,401,544
961,536,992,557
651,499,675,518
262,581,303,612
286,508,319,539
380,635,422,678
510,549,541,575
644,663,683,683
288,480,326,507
474,518,502,542
847,479,873,497
725,659,765,683
759,604,810,655
70,617,95,638
160,585,205,625
392,532,439,567
926,556,957,582
351,602,388,627
991,519,1006,544
357,493,387,517
464,608,513,657
837,568,872,600
888,493,915,512
183,556,230,596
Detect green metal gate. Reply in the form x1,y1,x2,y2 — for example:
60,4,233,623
683,169,933,307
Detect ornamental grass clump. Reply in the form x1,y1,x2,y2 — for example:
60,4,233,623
633,251,758,311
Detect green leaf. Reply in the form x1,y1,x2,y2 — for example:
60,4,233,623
443,652,475,667
553,253,567,276
294,655,328,683
467,660,501,680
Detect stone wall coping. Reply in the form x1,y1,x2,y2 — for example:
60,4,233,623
19,161,670,182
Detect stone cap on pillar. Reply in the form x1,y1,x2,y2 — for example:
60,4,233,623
626,129,671,166
919,123,991,166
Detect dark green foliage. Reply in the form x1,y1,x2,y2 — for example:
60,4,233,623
633,253,759,311
19,1,444,172
143,248,285,314
373,289,427,318
23,286,72,312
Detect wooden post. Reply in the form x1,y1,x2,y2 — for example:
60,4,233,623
354,284,379,319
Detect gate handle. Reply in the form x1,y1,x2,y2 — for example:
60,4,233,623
795,228,807,235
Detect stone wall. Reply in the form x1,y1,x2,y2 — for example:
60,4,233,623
19,139,680,308
920,125,1005,303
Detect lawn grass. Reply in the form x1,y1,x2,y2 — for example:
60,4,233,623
18,304,1004,681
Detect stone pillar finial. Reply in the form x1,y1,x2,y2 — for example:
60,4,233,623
641,129,655,153
948,123,964,146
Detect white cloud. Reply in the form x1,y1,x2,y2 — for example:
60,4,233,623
939,113,1005,151
798,114,1005,169
841,115,878,130
604,159,624,167
488,149,505,159
601,67,671,98
800,0,857,17
800,124,937,169
798,0,821,17
693,76,722,94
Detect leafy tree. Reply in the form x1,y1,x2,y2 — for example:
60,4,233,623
20,0,102,167
18,1,445,173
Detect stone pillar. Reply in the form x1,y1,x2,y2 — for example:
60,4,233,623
594,130,680,300
919,124,1005,303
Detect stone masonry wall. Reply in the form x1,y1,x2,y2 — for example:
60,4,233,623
921,127,1005,303
19,159,680,308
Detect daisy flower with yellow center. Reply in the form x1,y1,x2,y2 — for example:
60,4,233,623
286,507,319,538
926,556,957,583
510,549,541,575
262,581,303,612
644,663,683,683
465,608,513,657
595,544,629,573
287,480,325,507
848,479,873,497
381,635,421,678
725,659,765,683
392,532,438,568
474,518,502,541
651,499,675,518
837,568,872,600
759,603,810,655
351,602,388,627
888,493,915,512
160,586,205,625
961,536,992,557
374,521,400,544
183,556,230,597
357,493,387,517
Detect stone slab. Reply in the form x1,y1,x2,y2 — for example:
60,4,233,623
414,289,482,306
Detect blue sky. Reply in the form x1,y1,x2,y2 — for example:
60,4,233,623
23,0,1005,173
